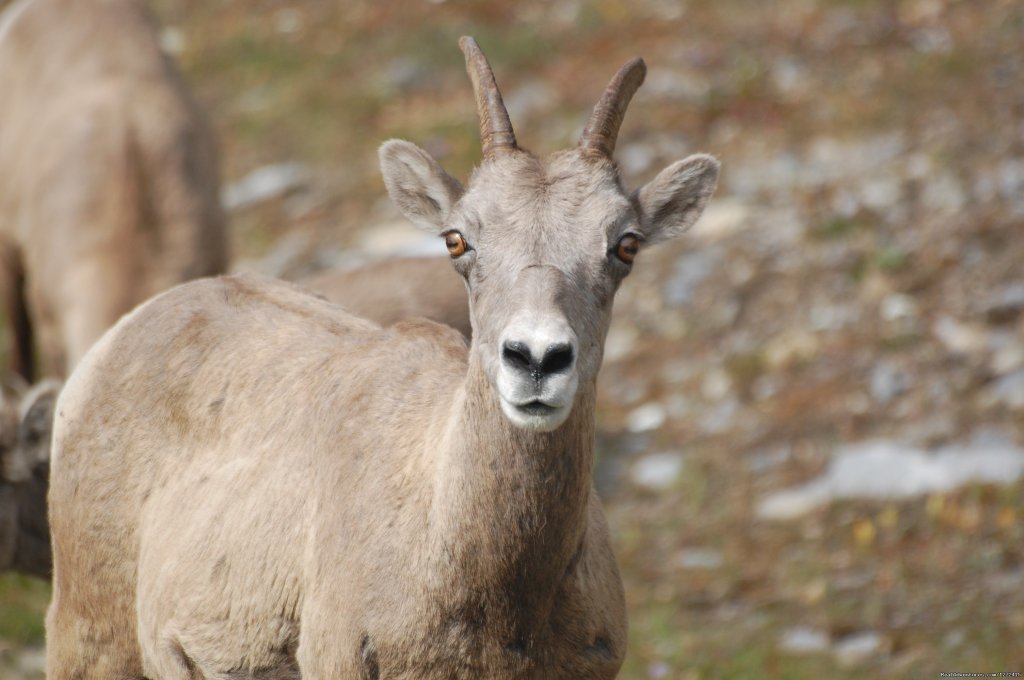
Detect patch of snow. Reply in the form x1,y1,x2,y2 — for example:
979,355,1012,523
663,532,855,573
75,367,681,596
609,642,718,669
758,438,1024,520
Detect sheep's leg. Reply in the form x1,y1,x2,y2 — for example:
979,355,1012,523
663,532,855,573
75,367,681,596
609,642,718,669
46,457,145,677
45,602,145,679
0,238,34,382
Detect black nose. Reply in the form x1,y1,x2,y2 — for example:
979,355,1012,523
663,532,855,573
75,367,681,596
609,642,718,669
502,340,575,380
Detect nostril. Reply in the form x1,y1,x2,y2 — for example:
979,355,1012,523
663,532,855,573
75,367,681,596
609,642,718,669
502,340,534,372
540,343,575,374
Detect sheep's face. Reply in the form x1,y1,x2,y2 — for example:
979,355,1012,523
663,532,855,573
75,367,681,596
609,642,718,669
434,150,640,432
379,38,718,432
381,143,717,432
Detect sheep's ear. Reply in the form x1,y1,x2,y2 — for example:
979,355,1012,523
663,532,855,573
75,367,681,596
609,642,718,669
634,154,719,245
17,379,60,467
380,140,464,232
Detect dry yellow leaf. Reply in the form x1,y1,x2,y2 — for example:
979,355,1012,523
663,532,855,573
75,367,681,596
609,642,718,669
853,518,877,547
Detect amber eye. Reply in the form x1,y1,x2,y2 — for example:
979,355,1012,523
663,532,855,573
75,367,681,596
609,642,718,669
615,234,641,264
445,231,468,258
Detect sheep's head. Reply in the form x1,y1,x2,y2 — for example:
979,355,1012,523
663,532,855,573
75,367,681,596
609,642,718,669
381,38,718,432
0,379,60,484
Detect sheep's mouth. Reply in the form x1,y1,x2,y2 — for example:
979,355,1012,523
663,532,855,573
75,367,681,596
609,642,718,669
517,400,557,416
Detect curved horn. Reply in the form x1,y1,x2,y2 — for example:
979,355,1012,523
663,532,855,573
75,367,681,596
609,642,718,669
459,36,517,160
579,57,647,158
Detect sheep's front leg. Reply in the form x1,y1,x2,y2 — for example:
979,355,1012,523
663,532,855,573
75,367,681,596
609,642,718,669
45,605,145,680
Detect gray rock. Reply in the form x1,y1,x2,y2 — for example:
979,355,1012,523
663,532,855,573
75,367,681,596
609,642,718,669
222,162,311,211
676,548,724,570
869,360,911,404
943,629,965,650
663,249,720,306
627,403,667,433
603,323,639,363
617,143,657,176
858,173,902,211
643,69,709,103
232,231,313,279
921,171,966,214
879,293,918,322
991,369,1024,410
701,367,732,402
989,333,1024,376
159,27,185,55
698,396,739,435
272,8,304,35
630,451,685,490
771,56,809,96
984,281,1024,323
834,631,883,665
778,627,830,654
747,446,792,473
505,81,555,122
809,303,859,331
932,316,988,356
647,661,671,679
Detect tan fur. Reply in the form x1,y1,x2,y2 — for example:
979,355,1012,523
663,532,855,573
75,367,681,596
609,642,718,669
0,0,227,380
302,256,472,338
47,39,719,678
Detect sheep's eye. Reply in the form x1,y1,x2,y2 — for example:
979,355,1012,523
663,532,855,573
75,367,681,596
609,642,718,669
615,234,641,264
445,231,468,258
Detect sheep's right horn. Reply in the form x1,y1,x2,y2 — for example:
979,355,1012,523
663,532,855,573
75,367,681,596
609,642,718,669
579,57,647,158
459,36,518,160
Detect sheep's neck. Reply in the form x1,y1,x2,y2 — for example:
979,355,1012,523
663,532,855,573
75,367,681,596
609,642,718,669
431,352,595,634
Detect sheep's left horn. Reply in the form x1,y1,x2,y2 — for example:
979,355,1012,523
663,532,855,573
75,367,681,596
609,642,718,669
578,57,647,158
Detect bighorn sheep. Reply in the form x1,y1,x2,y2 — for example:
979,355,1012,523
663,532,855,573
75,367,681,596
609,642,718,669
0,0,227,380
47,37,719,678
303,255,472,338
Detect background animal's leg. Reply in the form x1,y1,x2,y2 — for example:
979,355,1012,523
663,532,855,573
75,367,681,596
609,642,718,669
0,238,34,382
59,274,132,372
